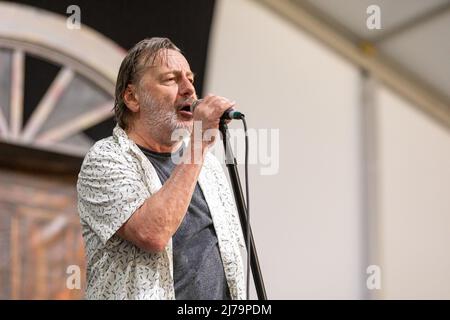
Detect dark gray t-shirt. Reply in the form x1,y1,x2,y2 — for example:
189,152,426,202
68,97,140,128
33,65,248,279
139,145,231,300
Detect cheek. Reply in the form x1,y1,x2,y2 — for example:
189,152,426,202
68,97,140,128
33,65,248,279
157,85,179,103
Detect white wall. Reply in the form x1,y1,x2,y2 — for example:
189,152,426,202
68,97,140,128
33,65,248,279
377,87,450,299
205,0,364,299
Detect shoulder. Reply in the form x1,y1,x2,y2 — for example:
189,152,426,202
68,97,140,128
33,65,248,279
80,136,132,170
83,136,122,161
77,136,139,185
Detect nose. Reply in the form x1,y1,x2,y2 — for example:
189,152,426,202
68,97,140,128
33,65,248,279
179,75,195,99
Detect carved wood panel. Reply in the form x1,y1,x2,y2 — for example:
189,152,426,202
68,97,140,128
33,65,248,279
0,168,85,299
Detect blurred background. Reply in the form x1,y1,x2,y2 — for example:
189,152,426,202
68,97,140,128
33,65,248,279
0,0,449,299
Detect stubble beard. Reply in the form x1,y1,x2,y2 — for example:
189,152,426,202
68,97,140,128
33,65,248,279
139,90,193,146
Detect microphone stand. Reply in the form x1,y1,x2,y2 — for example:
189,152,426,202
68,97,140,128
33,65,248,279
219,120,267,300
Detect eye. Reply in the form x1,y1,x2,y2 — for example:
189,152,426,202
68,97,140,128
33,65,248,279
163,77,176,84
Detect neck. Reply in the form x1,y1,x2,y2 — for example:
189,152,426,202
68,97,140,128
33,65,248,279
126,125,182,153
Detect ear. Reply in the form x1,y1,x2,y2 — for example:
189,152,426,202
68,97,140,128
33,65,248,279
123,85,140,113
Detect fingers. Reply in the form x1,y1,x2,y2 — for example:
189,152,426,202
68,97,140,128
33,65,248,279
199,94,235,119
191,94,235,150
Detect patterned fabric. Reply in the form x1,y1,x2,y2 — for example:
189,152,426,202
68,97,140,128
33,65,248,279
77,125,246,300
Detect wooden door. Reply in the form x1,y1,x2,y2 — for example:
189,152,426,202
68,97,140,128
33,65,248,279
0,168,85,299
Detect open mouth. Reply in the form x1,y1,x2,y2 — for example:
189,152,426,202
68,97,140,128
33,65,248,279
177,104,193,118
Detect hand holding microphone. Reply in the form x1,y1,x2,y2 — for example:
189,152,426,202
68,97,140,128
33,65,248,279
187,95,244,150
190,96,244,121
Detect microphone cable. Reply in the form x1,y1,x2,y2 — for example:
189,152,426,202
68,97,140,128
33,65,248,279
241,116,251,300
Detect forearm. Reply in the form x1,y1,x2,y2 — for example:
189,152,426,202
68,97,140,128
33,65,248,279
143,157,203,245
118,141,207,252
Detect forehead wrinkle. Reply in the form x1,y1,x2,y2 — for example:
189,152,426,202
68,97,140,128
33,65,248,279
139,50,193,83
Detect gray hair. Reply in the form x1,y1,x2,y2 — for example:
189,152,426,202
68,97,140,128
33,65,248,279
113,37,181,129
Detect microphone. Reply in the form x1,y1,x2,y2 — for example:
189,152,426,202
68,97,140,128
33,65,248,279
190,99,244,120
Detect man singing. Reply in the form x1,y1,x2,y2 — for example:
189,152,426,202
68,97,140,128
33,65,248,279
77,37,245,300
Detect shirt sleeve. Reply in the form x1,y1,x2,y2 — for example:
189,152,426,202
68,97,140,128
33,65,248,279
77,144,150,245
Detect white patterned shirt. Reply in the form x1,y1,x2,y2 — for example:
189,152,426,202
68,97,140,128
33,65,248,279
77,125,246,299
